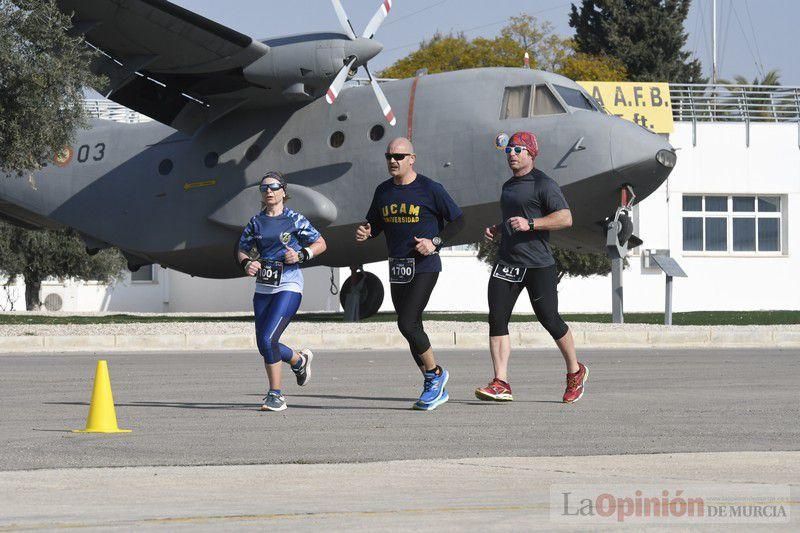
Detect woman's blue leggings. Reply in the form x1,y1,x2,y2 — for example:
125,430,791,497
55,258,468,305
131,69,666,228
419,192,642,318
253,291,302,364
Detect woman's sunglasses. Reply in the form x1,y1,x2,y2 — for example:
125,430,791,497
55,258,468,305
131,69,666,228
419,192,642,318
259,183,284,192
504,146,528,154
385,153,412,161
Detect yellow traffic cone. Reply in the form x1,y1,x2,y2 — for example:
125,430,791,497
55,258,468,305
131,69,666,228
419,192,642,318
73,360,131,433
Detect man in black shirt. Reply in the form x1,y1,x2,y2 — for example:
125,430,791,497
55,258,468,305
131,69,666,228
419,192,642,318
475,131,588,404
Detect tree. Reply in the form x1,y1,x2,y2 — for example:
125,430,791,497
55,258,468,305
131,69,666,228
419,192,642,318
381,18,626,81
569,0,704,83
0,0,100,173
0,221,127,310
717,69,783,121
380,32,525,78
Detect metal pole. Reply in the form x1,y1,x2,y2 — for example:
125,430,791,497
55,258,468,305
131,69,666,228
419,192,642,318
611,257,624,324
665,275,673,326
712,0,717,85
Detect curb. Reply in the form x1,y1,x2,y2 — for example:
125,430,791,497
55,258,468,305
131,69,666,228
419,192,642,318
0,328,796,353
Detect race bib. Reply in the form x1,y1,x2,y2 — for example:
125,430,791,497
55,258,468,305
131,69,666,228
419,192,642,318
492,263,526,283
256,260,283,287
389,258,415,284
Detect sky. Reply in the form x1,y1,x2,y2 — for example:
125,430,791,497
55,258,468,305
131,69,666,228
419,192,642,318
165,0,798,86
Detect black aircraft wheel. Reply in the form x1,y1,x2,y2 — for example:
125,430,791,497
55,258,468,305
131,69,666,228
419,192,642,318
339,271,384,320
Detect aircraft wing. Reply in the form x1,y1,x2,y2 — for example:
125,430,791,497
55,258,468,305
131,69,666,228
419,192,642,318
57,0,274,134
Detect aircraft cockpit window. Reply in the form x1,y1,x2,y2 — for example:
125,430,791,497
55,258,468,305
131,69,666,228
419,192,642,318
286,138,302,155
500,85,531,119
554,85,597,111
532,85,566,116
370,124,385,142
330,131,345,148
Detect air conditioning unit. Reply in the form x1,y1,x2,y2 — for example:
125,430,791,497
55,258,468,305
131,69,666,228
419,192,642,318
43,293,63,312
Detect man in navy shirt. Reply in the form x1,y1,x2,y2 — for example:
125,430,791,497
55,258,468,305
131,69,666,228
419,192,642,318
356,137,464,410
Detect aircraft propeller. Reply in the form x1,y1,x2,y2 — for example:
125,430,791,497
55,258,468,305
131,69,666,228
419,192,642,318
326,0,396,126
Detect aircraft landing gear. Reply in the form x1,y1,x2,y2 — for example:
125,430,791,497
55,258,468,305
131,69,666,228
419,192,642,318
340,266,384,321
605,185,644,324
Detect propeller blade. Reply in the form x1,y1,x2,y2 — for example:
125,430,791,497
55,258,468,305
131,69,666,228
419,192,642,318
331,0,356,40
325,57,357,105
362,0,393,39
366,66,396,126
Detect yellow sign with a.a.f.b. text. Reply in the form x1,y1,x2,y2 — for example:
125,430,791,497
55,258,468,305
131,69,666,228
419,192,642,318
577,81,674,133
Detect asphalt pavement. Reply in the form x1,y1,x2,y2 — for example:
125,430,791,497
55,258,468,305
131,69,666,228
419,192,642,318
1,348,798,470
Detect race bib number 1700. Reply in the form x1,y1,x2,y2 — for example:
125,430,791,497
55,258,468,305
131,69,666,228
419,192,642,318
389,258,415,284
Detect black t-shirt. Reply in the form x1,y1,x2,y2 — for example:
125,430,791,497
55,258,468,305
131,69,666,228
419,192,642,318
498,168,569,268
365,174,463,273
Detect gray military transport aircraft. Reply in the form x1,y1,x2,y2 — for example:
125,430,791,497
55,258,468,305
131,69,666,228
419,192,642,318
0,0,675,315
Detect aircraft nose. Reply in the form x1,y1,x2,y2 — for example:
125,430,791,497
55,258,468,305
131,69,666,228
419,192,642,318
348,37,383,65
610,119,676,200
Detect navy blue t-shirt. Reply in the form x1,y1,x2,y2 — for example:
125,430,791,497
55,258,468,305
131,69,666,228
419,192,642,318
365,174,463,273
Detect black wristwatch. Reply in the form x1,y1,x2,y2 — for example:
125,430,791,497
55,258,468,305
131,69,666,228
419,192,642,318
431,236,443,249
527,218,536,231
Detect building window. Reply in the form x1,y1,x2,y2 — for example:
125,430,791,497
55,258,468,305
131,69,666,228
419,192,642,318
131,264,155,282
681,195,784,254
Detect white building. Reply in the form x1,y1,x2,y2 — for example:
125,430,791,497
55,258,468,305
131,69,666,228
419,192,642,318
3,88,799,314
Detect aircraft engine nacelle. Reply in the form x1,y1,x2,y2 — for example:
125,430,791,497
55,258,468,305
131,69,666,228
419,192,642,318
243,34,382,99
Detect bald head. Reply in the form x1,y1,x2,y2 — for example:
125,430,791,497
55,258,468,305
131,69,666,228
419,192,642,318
385,137,416,181
387,137,414,154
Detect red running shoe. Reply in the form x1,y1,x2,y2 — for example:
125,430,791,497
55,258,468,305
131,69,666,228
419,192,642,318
475,378,513,401
563,362,588,403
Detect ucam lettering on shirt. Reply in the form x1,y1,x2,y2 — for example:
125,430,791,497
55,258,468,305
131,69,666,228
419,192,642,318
381,202,420,223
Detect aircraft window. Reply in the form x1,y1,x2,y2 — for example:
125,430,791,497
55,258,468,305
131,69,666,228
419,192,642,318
158,159,173,175
204,152,219,168
369,124,385,142
286,138,302,155
245,144,262,162
500,85,531,119
532,85,565,116
329,131,345,148
554,85,597,111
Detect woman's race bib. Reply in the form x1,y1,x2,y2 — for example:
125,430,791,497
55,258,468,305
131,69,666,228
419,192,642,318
256,260,284,287
492,263,526,283
389,258,415,284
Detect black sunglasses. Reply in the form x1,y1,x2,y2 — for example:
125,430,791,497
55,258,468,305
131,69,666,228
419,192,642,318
259,183,283,192
385,153,413,161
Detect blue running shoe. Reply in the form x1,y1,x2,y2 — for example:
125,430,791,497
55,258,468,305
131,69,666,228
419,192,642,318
416,367,449,406
413,390,449,411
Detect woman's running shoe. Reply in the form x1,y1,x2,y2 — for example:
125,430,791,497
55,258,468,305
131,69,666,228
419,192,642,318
292,348,314,386
260,390,287,411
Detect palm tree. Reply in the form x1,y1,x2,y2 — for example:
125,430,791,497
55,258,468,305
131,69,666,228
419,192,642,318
718,69,782,121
